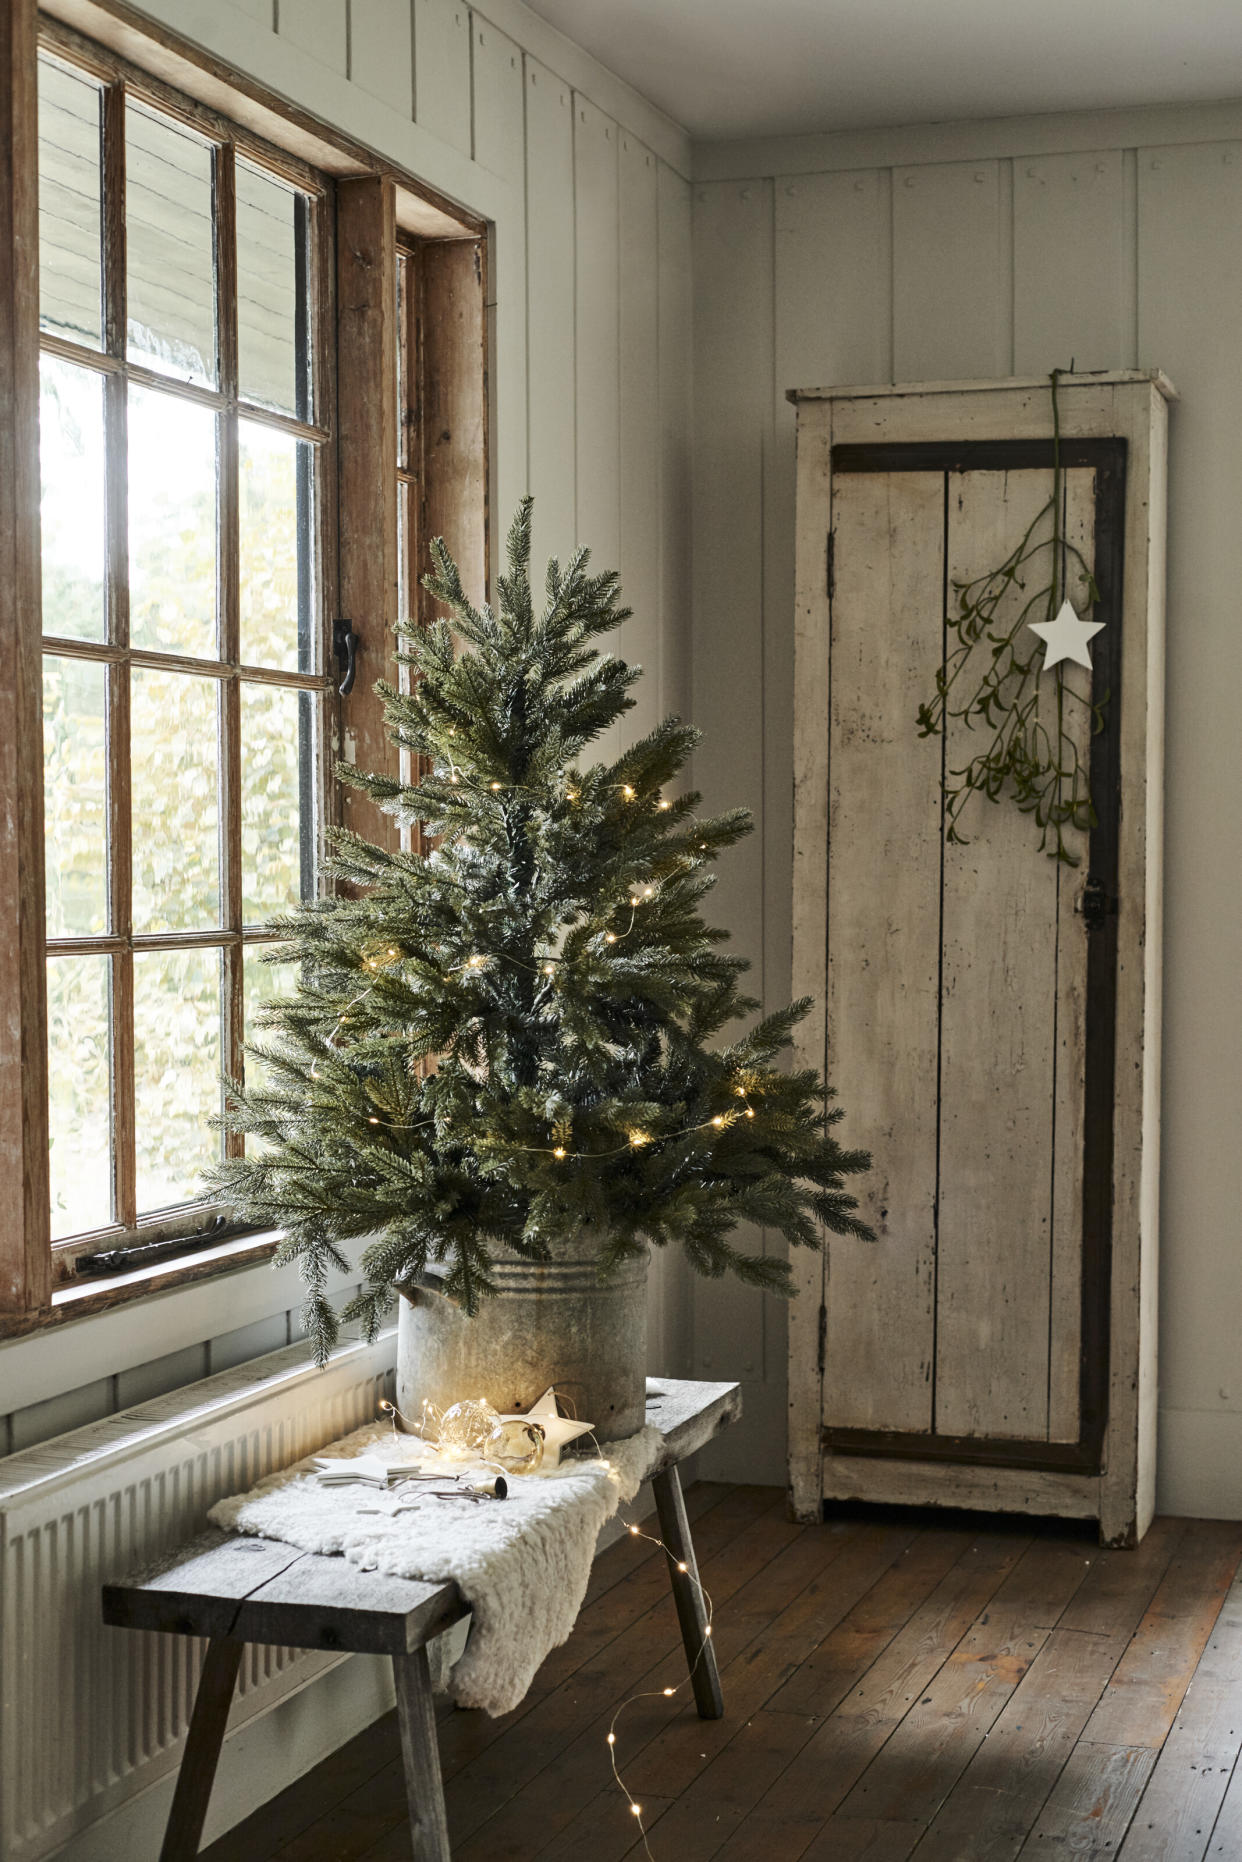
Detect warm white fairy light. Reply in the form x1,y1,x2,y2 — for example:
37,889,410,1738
606,1519,716,1859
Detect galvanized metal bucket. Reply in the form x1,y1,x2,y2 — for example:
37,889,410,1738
395,1235,649,1444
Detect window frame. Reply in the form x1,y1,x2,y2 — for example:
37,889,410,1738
0,0,488,1339
36,20,340,1281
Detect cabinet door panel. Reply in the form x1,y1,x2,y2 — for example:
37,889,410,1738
935,467,1095,1441
823,470,943,1433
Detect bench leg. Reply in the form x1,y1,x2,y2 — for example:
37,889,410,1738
652,1462,725,1720
394,1646,452,1860
159,1637,243,1862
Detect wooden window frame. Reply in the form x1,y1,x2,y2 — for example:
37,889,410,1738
1,0,488,1338
37,20,338,1285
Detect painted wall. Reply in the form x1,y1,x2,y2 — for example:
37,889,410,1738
0,0,694,1446
688,104,1242,1514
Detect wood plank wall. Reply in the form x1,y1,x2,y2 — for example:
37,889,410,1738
4,0,693,1441
691,125,1242,1505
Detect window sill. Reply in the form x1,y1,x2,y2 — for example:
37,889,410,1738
0,1236,360,1416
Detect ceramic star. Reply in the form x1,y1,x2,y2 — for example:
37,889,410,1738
501,1386,594,1467
1028,598,1105,672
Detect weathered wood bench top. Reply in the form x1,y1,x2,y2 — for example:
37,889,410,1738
102,1376,741,1860
103,1378,740,1651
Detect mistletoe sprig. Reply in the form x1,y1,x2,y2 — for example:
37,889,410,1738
915,372,1108,866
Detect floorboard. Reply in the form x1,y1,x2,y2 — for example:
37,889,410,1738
201,1491,1242,1862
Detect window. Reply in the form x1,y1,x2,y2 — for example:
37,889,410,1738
36,41,334,1272
0,5,486,1330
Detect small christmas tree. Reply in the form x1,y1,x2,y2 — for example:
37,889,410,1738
210,501,872,1361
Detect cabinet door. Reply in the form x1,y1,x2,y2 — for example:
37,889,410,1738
822,441,1124,1474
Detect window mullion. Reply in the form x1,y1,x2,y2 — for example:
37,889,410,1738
215,140,245,1132
100,73,137,1233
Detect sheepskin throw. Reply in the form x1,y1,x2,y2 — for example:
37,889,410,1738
209,1421,664,1715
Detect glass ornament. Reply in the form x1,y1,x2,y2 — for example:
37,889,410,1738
434,1396,503,1458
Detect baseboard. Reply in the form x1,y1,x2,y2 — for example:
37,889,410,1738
1156,1406,1242,1519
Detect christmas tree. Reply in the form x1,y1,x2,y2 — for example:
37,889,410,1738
210,500,873,1361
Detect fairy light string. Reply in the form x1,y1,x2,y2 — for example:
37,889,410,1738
607,1520,717,1856
377,1395,718,1857
285,796,765,1145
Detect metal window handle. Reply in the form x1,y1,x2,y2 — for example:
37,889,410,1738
333,617,361,695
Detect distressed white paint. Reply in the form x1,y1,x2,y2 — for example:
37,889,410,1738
689,113,1234,1519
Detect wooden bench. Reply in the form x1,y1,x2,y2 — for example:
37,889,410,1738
103,1377,742,1860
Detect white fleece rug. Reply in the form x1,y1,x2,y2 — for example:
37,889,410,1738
209,1421,663,1715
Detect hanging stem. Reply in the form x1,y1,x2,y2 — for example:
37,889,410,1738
915,369,1105,866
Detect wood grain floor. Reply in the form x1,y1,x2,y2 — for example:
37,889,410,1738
202,1483,1242,1862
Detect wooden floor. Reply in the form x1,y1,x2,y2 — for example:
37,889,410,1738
203,1482,1242,1862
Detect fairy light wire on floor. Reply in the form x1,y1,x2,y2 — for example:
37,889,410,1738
607,1521,716,1858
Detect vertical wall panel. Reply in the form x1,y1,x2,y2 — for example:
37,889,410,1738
1014,152,1127,374
893,159,1006,380
523,58,575,577
471,20,526,547
775,168,893,392
414,0,472,156
1138,143,1242,1435
690,181,774,1445
618,134,660,746
276,0,347,72
349,0,413,117
471,16,523,177
573,97,621,761
572,95,619,562
656,162,692,728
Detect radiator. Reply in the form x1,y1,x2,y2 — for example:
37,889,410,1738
0,1330,396,1862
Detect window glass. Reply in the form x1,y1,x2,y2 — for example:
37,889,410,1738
133,948,222,1209
128,385,218,658
241,683,311,922
43,656,108,937
38,57,103,348
126,100,216,386
130,667,221,933
239,421,314,671
40,354,106,641
237,160,309,417
47,954,113,1238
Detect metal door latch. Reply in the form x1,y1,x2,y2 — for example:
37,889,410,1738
1079,875,1118,927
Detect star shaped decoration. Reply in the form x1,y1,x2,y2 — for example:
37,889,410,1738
501,1386,595,1467
1028,598,1105,672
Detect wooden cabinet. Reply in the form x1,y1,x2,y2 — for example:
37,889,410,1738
788,375,1172,1546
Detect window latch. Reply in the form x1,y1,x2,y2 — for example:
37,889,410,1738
333,617,361,695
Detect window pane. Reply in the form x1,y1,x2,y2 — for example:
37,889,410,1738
48,954,112,1237
126,100,216,386
40,354,107,641
134,947,221,1210
38,56,103,348
44,656,108,936
239,422,314,671
240,684,311,923
237,160,309,416
128,385,218,657
131,667,220,931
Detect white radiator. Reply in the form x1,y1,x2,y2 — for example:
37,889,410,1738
0,1330,396,1862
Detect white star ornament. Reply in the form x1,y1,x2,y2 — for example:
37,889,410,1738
1027,598,1105,673
500,1386,594,1467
